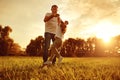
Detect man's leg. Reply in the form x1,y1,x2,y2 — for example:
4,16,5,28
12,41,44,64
43,32,51,63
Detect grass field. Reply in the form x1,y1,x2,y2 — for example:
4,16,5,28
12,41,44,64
0,56,120,80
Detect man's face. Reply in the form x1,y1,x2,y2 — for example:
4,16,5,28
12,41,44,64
51,7,58,14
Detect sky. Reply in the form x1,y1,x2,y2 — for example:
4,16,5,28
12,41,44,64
0,0,120,48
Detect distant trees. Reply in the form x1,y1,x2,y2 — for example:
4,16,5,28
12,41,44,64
26,36,44,56
0,25,13,56
60,38,95,57
94,36,120,57
9,43,24,56
25,35,120,57
61,37,120,57
0,25,22,56
61,38,85,57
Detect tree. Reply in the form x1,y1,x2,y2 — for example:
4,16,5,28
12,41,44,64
61,38,86,57
0,25,22,56
26,36,44,56
0,26,13,56
9,43,23,56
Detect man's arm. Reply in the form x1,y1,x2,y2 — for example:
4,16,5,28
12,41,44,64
44,14,60,22
44,15,54,22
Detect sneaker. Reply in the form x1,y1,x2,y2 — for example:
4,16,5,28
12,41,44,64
58,56,63,63
43,61,52,65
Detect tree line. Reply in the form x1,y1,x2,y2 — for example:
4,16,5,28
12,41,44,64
26,35,120,57
0,25,120,57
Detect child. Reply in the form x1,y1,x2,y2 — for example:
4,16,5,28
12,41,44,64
44,21,69,65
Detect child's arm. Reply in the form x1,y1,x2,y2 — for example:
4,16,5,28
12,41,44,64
60,23,67,34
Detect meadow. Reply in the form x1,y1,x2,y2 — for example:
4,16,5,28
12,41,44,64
0,56,120,80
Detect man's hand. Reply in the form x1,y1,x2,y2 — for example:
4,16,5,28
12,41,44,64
52,14,60,17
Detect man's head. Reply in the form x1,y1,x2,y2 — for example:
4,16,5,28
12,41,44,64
51,5,58,14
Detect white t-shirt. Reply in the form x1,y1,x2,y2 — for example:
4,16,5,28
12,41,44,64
45,13,58,34
55,25,64,39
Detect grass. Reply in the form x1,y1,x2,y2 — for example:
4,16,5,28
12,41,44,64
0,56,120,80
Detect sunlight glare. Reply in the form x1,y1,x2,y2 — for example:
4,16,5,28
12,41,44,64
94,20,115,43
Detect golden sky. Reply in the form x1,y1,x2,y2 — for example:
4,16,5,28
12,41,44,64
0,0,120,48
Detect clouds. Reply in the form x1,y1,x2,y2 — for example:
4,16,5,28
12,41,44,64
64,0,119,23
61,0,120,38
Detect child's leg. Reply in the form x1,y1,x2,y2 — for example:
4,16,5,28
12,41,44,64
49,37,62,61
53,38,62,58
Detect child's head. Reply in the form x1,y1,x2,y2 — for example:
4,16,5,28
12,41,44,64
60,20,68,34
64,21,69,25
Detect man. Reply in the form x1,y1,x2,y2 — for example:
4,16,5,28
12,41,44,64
43,5,61,64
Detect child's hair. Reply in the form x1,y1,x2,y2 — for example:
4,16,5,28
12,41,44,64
60,21,68,34
65,21,69,25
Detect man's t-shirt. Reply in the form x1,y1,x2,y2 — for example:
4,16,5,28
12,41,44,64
45,13,58,34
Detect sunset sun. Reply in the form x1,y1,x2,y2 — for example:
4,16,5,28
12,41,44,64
94,20,117,43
